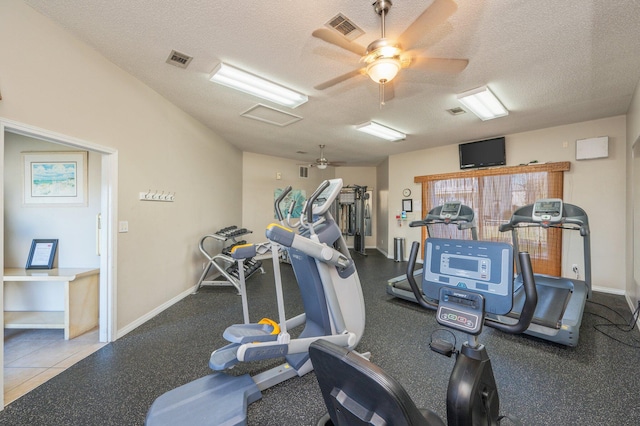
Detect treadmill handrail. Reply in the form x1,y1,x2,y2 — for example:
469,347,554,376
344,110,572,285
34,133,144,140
406,242,438,310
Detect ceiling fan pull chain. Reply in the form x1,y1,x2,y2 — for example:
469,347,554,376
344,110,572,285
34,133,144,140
379,83,385,108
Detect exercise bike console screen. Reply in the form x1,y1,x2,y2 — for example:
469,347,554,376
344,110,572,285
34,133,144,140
423,238,513,315
439,201,462,220
532,198,563,223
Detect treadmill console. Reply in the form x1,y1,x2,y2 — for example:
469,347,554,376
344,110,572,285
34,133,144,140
439,201,462,221
311,179,343,215
532,198,563,223
422,238,513,315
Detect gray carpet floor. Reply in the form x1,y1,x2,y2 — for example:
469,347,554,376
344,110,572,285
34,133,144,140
1,249,639,425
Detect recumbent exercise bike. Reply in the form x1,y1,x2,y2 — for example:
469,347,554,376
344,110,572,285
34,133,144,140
310,238,537,425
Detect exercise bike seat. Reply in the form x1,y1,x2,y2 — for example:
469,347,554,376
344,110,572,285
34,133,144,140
309,340,445,426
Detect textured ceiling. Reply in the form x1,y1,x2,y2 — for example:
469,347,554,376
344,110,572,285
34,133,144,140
24,0,640,166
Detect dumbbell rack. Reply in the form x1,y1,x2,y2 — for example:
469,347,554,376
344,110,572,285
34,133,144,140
194,226,264,294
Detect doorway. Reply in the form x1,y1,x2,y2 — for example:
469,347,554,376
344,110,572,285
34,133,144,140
0,118,117,407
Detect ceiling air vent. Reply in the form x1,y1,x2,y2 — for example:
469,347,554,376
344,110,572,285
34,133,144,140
325,13,364,41
299,166,309,179
447,107,467,116
166,50,193,68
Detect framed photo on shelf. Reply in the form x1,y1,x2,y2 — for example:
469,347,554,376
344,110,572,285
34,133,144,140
402,198,413,212
25,239,58,269
22,151,88,206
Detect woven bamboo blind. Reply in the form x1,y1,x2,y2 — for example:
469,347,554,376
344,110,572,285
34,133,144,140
415,162,570,276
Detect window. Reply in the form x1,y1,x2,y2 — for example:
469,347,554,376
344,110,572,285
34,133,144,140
415,162,570,276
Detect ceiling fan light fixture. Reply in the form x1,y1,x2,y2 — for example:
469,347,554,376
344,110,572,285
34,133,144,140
317,163,328,170
457,86,508,121
209,63,308,108
366,58,401,83
356,121,406,141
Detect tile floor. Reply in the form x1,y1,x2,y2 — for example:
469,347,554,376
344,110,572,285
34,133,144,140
3,328,106,405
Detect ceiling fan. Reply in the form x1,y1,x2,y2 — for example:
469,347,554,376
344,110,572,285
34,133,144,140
300,145,343,169
312,0,468,105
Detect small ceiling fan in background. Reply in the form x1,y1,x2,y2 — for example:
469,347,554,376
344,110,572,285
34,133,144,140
312,0,468,105
299,145,344,169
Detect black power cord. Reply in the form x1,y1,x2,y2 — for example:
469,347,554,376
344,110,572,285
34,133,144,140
586,300,640,348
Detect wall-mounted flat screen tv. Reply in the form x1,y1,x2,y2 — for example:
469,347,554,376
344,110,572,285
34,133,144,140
459,137,506,170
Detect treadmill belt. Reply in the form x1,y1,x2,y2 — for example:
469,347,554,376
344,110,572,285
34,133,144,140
510,284,572,329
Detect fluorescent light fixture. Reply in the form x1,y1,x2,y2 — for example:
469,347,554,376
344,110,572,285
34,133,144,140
456,86,508,121
209,63,308,108
355,121,406,142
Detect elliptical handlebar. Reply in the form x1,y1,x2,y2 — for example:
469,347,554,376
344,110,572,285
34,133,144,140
274,186,292,222
406,241,538,335
304,180,331,225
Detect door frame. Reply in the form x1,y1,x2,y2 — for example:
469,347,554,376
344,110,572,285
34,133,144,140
0,117,118,407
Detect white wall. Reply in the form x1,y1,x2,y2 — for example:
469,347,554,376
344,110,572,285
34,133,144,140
242,152,333,243
241,153,377,248
3,134,102,312
627,78,640,305
0,1,242,331
4,134,101,268
376,158,390,256
388,115,627,293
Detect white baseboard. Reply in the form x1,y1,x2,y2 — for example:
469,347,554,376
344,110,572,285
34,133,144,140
116,284,197,339
592,285,626,295
377,247,389,258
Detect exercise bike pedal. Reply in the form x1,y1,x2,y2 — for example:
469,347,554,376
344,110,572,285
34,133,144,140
429,339,455,357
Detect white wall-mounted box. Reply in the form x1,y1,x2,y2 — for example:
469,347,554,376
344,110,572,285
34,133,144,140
576,136,608,160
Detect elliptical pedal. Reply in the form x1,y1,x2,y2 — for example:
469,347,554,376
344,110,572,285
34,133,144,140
223,323,279,343
209,343,241,370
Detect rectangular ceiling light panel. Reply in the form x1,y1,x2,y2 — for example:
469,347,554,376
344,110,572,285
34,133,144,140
209,63,308,108
355,121,406,142
457,86,508,121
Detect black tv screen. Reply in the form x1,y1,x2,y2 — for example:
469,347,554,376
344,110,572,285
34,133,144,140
459,137,506,170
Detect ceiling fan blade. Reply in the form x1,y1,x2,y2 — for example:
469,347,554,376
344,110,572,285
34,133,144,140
314,68,365,90
398,0,457,50
312,29,368,56
409,56,468,73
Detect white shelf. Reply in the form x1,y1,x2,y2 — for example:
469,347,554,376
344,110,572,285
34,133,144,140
4,311,65,329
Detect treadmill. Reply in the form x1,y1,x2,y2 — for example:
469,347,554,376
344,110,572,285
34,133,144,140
496,198,591,347
386,201,477,303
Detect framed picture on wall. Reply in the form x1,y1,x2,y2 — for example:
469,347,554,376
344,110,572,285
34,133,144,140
22,151,88,206
402,198,413,212
25,239,58,269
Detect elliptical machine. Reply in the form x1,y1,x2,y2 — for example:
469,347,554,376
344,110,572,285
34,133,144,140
146,179,366,426
310,238,537,425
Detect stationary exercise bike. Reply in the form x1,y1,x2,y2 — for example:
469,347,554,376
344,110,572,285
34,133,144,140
310,238,537,425
387,201,478,303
